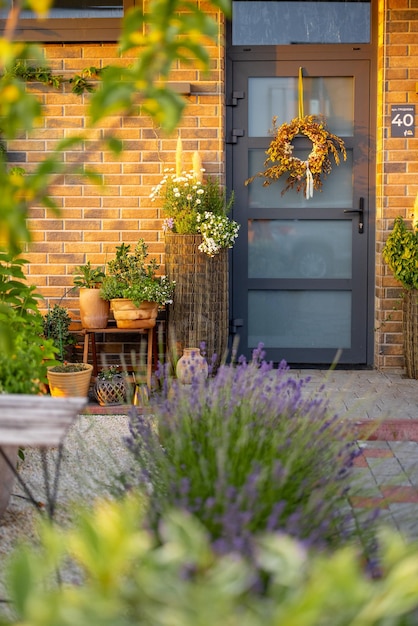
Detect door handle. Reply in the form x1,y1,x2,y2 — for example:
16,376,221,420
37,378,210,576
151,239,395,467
344,197,364,234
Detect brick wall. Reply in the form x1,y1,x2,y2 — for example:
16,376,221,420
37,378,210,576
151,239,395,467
10,5,224,365
375,0,418,370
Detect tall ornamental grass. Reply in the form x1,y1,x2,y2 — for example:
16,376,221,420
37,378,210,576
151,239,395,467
126,346,368,556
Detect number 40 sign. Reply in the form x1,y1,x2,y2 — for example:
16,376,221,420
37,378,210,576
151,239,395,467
391,105,415,137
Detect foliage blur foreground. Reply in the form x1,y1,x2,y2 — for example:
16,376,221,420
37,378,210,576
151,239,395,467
126,346,377,564
3,499,418,626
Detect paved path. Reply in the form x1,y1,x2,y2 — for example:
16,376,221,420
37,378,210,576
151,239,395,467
293,369,418,541
293,368,418,421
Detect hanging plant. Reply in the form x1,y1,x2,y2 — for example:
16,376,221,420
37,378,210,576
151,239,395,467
245,114,347,199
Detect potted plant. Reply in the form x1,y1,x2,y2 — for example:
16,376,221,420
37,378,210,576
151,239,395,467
73,261,109,329
100,239,175,329
93,365,130,406
43,304,93,396
383,214,418,378
149,139,239,365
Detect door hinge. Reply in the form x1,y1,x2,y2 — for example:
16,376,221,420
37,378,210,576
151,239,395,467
231,318,244,333
226,129,245,144
228,91,245,106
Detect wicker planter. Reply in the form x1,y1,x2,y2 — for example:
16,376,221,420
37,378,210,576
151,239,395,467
93,374,129,406
403,289,418,379
79,288,109,329
110,299,158,329
47,364,93,397
165,233,229,367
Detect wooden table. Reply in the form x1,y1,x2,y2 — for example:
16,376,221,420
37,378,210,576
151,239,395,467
80,325,155,389
0,395,87,518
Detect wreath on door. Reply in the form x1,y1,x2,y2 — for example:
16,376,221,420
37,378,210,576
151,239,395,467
245,69,347,199
245,114,347,198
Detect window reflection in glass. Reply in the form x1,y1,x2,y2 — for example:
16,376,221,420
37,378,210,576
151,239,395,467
249,77,354,137
248,219,352,279
233,1,370,45
247,149,353,210
0,0,124,18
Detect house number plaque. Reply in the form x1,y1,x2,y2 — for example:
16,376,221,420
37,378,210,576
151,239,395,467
391,105,415,137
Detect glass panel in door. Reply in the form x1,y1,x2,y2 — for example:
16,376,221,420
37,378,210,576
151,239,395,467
230,60,370,364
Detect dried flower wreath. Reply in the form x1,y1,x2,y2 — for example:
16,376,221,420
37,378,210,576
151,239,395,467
245,114,347,199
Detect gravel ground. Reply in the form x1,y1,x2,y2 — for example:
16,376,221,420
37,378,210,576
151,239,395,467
0,413,133,604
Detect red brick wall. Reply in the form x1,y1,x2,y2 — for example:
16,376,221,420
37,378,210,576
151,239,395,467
9,6,224,362
375,0,418,370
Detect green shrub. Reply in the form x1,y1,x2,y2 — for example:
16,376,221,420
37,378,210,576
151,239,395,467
2,499,418,626
0,251,56,393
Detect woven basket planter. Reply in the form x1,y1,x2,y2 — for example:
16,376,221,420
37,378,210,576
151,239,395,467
93,374,129,406
403,289,418,379
165,234,229,367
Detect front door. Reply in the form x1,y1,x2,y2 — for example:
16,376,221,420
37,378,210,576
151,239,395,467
228,58,374,365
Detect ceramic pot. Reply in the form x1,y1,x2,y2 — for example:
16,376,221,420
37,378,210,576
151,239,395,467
110,299,158,329
176,347,209,384
79,288,109,329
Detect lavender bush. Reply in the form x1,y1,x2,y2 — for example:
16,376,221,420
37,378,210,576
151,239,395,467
126,346,370,557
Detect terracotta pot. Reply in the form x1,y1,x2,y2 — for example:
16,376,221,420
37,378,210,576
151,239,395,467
79,288,109,329
176,347,209,384
110,299,158,329
47,364,93,397
0,446,18,517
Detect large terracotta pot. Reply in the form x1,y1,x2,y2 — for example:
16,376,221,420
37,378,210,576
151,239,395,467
110,299,158,329
79,288,109,329
47,363,93,397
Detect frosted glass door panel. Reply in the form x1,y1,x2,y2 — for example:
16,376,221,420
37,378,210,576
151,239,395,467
248,291,352,349
249,220,352,279
248,149,353,209
249,77,354,137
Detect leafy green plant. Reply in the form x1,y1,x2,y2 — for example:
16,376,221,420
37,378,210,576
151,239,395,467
0,251,57,393
2,500,418,626
73,261,106,289
100,240,175,306
42,304,74,363
96,365,125,381
383,216,418,289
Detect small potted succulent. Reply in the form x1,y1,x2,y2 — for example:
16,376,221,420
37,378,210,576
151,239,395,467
100,239,175,329
43,304,93,396
73,261,109,329
93,365,130,406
